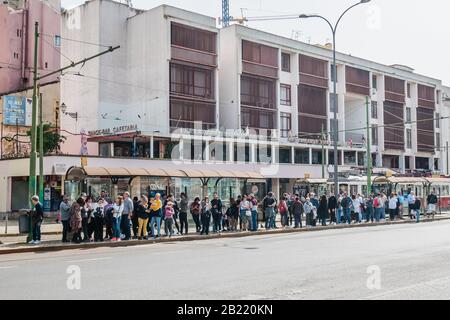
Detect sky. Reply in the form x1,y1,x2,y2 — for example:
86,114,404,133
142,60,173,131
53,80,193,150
60,0,450,86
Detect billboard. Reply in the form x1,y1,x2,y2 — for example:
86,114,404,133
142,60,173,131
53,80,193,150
2,96,32,126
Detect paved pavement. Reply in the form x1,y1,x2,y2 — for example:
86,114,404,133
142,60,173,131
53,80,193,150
1,219,450,300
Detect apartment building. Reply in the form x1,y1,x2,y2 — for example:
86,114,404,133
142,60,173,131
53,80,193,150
219,24,446,177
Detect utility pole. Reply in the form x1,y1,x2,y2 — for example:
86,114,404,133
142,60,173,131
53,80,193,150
27,22,39,242
321,123,325,179
39,91,44,201
366,96,372,194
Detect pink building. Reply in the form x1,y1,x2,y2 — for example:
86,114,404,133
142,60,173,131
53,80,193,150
0,0,61,95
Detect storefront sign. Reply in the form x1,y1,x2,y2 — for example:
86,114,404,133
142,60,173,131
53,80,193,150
2,96,32,126
88,124,138,136
53,164,68,175
43,187,51,212
149,183,165,191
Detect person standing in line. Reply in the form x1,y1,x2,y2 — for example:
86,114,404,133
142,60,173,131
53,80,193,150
365,193,374,223
59,195,71,243
426,190,438,219
29,196,44,245
240,195,251,231
111,196,124,242
70,200,83,244
200,196,212,235
228,198,239,232
397,192,405,219
310,193,319,227
263,192,276,230
278,196,289,228
85,196,95,241
77,194,89,242
388,192,398,221
179,193,189,235
131,196,140,239
341,193,353,225
137,196,150,240
352,194,362,223
380,192,388,221
327,193,337,225
414,197,422,222
103,201,114,240
190,197,202,233
100,190,112,204
149,193,163,239
318,195,328,227
292,197,304,228
337,193,343,224
164,201,175,237
249,194,258,232
286,194,294,226
303,197,315,228
121,192,134,241
93,198,105,242
407,191,416,220
164,195,180,235
211,193,223,233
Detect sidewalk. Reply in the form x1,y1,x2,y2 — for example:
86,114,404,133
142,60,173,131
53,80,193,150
1,214,450,255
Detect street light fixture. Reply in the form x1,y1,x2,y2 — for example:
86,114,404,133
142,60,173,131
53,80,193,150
299,0,371,199
59,102,78,121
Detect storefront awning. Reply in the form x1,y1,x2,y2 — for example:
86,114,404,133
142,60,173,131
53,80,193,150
388,177,428,184
65,167,265,180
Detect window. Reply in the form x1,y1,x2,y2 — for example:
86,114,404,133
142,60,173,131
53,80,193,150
436,133,441,149
436,113,440,128
170,63,214,99
280,84,291,106
241,108,275,130
312,150,323,165
406,129,412,149
278,147,292,164
330,64,337,82
407,83,411,98
372,126,378,145
171,23,216,53
242,40,278,67
280,112,291,138
330,119,338,141
294,148,309,164
406,107,411,122
437,90,441,104
330,93,338,113
45,62,48,69
281,53,290,72
372,75,377,90
241,75,276,109
371,101,378,119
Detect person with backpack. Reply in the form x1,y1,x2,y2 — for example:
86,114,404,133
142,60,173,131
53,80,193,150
211,193,223,233
263,192,276,230
292,197,304,228
427,190,438,219
190,197,202,233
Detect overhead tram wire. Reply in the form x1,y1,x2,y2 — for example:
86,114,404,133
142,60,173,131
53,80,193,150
40,33,112,49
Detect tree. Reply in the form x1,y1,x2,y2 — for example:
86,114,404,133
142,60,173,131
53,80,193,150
27,124,66,155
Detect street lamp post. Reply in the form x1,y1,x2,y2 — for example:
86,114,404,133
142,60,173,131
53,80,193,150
299,0,371,198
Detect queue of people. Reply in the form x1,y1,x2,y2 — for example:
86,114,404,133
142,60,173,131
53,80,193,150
26,188,441,245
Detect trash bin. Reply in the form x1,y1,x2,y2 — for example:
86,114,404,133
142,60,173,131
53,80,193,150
19,210,31,234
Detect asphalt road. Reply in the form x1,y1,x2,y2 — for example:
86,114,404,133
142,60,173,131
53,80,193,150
1,220,450,300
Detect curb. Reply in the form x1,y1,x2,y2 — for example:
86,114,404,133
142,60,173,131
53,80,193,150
1,216,449,255
0,231,62,238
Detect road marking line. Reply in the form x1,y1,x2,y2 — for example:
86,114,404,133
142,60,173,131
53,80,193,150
67,257,112,263
0,266,18,270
